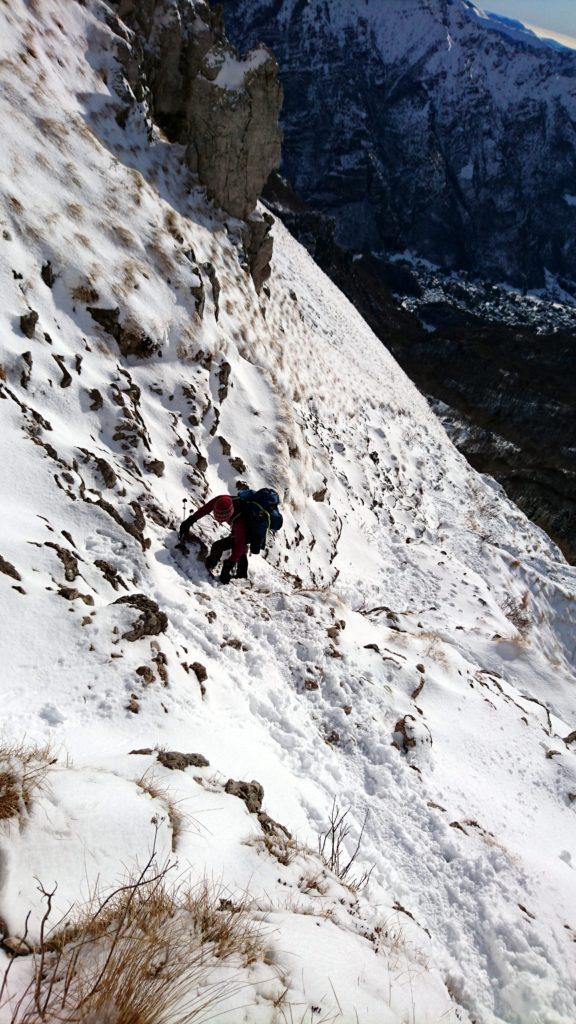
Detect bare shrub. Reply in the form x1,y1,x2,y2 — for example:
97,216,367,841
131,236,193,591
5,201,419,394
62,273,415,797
418,630,449,668
317,799,373,892
0,741,55,822
2,849,265,1024
502,591,530,637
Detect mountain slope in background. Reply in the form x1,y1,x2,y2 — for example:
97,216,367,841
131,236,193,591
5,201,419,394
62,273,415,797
221,0,576,289
0,2,575,1023
220,0,576,564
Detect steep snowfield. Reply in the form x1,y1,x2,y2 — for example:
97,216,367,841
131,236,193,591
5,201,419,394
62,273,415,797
0,2,575,1023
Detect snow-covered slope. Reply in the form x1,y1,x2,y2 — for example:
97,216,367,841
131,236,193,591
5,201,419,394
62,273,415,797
0,2,575,1023
221,0,576,289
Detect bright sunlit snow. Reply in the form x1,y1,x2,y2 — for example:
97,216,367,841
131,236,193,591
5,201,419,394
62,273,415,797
0,1,575,1023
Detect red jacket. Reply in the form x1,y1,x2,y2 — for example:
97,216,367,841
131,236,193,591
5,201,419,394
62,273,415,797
188,496,247,563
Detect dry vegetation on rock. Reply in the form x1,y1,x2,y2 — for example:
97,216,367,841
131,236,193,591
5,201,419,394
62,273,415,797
2,850,265,1024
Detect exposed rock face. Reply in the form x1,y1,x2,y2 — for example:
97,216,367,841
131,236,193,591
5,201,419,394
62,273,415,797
115,0,282,225
20,312,38,339
86,306,156,359
0,556,21,581
114,593,168,641
186,47,282,221
222,0,576,291
224,778,264,813
242,211,275,291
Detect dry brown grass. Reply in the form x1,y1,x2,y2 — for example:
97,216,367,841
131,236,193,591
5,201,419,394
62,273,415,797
164,209,184,243
420,630,450,669
113,224,136,248
2,851,265,1024
73,233,94,252
148,237,175,277
65,202,84,222
63,163,82,191
36,116,69,142
245,831,303,867
0,741,55,822
135,773,194,852
34,152,52,170
71,281,99,305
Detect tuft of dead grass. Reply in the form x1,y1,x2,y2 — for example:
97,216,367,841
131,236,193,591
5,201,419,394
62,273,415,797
164,208,184,244
245,831,303,867
0,741,55,822
36,116,69,142
73,233,94,252
135,772,195,852
71,281,99,305
113,224,136,248
65,202,84,222
148,237,175,277
2,848,265,1024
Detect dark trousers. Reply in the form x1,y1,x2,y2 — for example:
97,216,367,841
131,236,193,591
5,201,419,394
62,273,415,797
206,536,232,568
206,537,248,579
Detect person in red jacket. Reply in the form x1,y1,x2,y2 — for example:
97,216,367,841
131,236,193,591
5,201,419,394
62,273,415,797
178,494,248,584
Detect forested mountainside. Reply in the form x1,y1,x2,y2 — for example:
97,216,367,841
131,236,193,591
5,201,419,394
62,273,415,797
222,0,576,289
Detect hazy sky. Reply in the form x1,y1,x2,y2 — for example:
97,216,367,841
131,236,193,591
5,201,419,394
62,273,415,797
486,1,576,37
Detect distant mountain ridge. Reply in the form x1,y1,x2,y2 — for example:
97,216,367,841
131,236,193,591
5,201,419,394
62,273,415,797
221,0,576,289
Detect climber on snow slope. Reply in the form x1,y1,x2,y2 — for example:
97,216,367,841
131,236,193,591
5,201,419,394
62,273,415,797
179,488,283,584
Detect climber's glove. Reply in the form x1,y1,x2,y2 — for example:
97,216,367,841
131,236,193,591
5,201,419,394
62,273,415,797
179,517,192,542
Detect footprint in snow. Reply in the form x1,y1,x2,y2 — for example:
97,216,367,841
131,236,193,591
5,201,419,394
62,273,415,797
39,702,65,726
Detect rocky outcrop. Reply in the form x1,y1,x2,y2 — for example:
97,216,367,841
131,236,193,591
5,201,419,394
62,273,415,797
242,211,275,292
185,44,282,221
113,0,282,286
87,306,156,359
114,593,168,641
129,749,210,770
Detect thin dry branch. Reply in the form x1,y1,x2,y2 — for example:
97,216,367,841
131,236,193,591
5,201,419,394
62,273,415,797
2,838,265,1024
318,799,374,892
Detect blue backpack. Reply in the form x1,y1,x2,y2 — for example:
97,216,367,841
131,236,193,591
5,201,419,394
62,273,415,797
237,488,283,555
